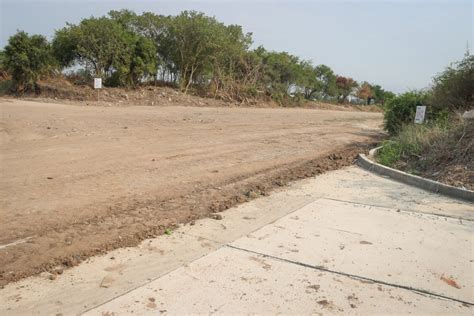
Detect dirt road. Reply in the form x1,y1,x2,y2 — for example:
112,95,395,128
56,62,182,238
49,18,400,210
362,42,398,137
0,98,382,284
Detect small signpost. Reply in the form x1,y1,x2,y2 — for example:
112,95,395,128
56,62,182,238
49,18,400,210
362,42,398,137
414,105,426,124
94,78,102,102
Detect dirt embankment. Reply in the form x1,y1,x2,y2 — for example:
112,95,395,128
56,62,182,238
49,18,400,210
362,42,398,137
5,77,383,112
0,99,382,285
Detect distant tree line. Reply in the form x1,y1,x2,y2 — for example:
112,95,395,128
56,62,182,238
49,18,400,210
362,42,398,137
0,9,395,104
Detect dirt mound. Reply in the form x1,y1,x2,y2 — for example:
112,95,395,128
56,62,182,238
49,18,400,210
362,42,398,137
20,77,382,112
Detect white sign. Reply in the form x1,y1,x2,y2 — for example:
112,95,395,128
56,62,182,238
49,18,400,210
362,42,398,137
94,78,102,89
414,106,426,124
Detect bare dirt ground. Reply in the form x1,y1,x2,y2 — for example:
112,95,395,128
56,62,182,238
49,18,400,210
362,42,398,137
0,98,382,285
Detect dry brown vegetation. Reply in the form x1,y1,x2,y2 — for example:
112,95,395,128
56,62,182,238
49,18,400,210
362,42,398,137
400,120,472,189
378,118,473,190
11,77,383,112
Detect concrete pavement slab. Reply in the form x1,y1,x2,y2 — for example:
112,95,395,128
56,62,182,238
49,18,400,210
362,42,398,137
295,167,474,220
85,246,471,315
231,198,474,303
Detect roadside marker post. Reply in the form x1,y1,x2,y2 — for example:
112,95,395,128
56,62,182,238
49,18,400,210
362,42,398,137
94,78,102,102
414,105,426,124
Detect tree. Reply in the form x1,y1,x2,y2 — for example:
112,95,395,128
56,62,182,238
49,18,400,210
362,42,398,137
108,10,161,85
53,15,157,87
163,11,235,93
127,36,157,86
300,61,319,99
302,64,337,100
3,31,56,92
336,76,358,103
257,50,304,100
131,12,176,82
372,84,395,104
207,24,253,97
357,82,374,104
53,17,133,78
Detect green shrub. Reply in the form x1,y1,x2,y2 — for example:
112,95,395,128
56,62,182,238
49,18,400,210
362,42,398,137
431,53,473,112
3,31,57,92
0,80,13,95
377,120,449,168
383,91,429,135
377,140,403,166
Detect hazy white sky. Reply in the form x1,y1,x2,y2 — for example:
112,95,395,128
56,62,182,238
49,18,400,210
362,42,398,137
1,0,473,93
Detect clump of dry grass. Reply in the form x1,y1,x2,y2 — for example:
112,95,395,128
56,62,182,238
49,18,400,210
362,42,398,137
377,116,473,189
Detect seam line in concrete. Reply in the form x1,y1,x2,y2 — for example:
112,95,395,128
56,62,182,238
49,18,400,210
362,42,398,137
79,242,229,315
181,198,320,245
226,244,474,306
79,198,321,314
320,197,473,223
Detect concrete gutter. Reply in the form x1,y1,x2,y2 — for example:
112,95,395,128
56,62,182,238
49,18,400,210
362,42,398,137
358,148,474,203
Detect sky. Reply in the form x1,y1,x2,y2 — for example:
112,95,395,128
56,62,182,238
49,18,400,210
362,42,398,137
1,0,472,93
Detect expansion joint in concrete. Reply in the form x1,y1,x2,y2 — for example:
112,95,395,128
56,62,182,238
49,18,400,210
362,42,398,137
226,244,474,306
321,197,473,223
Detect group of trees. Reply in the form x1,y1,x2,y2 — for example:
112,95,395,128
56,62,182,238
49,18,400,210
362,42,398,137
0,9,394,104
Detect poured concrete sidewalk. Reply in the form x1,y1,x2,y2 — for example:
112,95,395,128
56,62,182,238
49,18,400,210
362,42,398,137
1,166,473,314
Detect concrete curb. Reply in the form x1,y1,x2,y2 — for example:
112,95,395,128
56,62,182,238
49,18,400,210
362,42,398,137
357,149,474,203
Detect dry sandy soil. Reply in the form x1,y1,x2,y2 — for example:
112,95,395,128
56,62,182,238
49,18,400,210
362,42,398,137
0,98,382,285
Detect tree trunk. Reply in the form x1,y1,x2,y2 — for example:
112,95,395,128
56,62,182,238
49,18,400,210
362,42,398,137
184,65,196,95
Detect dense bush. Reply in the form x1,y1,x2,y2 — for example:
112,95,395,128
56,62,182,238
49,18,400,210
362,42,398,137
430,53,473,112
383,91,429,135
2,31,56,92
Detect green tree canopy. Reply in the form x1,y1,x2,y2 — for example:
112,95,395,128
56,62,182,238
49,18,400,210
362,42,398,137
301,64,337,100
257,50,304,98
161,11,252,93
372,84,395,104
53,15,157,87
3,31,56,92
